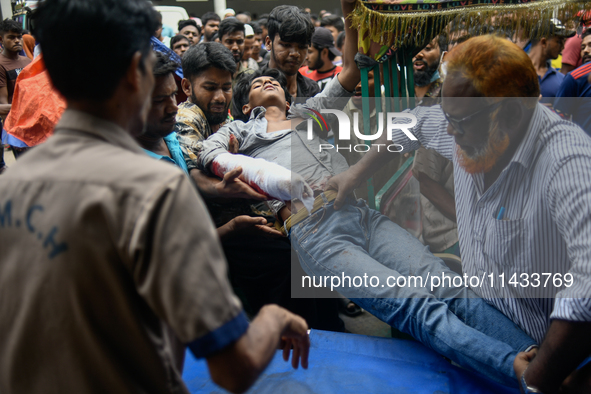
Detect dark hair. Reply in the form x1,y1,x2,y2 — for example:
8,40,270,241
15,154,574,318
320,15,344,32
178,19,201,34
153,51,180,77
310,14,319,23
201,12,220,26
237,11,251,18
212,32,219,41
583,29,591,40
182,42,236,81
257,17,268,29
170,34,190,49
0,19,23,35
250,22,262,36
336,30,345,49
437,32,449,53
33,0,158,101
218,18,245,40
232,68,292,121
267,6,314,46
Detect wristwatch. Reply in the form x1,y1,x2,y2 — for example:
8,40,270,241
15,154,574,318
520,371,544,394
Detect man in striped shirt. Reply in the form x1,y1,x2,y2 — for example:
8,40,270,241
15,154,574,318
329,35,591,393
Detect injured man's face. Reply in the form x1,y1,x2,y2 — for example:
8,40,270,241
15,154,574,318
243,76,289,115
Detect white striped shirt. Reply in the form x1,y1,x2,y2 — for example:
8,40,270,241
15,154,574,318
392,103,591,343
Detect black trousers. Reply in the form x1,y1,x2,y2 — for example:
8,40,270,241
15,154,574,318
222,234,344,332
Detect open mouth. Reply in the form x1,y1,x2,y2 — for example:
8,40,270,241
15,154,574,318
413,61,426,71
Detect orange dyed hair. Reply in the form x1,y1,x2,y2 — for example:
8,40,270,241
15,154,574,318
446,35,540,99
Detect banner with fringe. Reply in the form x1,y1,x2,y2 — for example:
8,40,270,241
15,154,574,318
351,0,591,61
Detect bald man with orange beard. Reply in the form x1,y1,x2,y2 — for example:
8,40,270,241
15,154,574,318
328,34,591,393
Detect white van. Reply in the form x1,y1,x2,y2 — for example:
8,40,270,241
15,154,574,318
154,5,190,34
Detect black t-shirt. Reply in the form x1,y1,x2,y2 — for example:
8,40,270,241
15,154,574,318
260,65,321,98
296,72,321,98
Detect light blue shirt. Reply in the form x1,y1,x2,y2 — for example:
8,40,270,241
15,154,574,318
143,132,189,175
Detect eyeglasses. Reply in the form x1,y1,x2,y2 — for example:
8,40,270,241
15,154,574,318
443,100,505,136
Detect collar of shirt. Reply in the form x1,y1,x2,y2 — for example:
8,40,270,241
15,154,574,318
249,106,267,120
540,60,558,82
143,132,189,175
55,109,145,155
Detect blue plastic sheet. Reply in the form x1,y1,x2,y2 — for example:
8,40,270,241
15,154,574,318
182,330,518,394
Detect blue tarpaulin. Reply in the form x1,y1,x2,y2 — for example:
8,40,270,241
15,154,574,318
182,330,518,394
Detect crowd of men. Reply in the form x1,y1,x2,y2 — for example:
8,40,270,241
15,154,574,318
0,0,590,393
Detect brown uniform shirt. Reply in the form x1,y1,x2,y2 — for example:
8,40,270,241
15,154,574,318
0,110,246,393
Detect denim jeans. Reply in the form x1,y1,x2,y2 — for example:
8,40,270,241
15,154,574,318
290,198,536,387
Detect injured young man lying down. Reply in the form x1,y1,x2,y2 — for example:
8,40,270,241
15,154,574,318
196,3,537,386
195,67,537,389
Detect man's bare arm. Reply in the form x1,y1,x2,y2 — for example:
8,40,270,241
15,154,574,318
0,86,11,116
417,172,457,222
190,167,267,200
206,305,310,394
326,136,399,209
515,320,591,393
217,215,284,240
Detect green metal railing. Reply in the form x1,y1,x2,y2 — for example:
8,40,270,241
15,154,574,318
359,48,417,209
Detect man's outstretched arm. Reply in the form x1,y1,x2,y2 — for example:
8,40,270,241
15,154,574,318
326,105,450,209
206,304,310,394
515,320,591,393
336,0,361,92
190,167,267,201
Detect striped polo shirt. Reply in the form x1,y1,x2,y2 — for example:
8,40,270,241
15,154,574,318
393,103,591,343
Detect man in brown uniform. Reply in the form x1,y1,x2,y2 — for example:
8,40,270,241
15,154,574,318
0,1,309,393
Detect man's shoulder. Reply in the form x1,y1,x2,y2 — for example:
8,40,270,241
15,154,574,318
297,72,321,95
570,62,591,81
5,131,188,197
537,106,591,161
174,101,211,139
0,54,31,69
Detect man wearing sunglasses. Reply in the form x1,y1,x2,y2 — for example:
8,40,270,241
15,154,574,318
328,34,591,393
